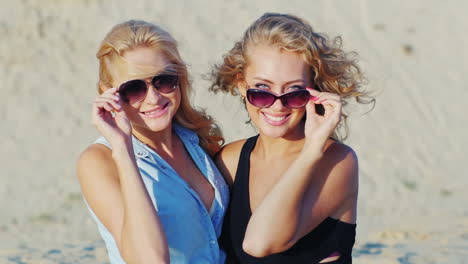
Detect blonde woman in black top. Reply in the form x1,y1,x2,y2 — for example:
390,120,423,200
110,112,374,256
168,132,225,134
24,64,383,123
211,13,374,263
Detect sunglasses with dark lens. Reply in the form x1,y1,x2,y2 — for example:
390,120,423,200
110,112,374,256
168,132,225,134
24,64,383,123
246,89,311,109
118,73,179,103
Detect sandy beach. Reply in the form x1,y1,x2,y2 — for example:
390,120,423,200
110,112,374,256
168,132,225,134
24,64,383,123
1,0,467,263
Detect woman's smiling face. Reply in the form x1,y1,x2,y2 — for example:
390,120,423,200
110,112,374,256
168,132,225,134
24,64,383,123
240,44,312,139
111,47,181,134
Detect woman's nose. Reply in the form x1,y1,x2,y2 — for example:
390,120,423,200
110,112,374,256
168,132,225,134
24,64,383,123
270,97,286,110
144,83,163,104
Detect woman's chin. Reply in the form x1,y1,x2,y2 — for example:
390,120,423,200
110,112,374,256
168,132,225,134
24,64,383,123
148,116,174,131
132,112,175,133
256,119,305,139
258,125,290,139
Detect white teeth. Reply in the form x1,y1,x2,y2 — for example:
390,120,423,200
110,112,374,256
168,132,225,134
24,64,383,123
144,104,167,115
145,110,161,115
264,113,286,121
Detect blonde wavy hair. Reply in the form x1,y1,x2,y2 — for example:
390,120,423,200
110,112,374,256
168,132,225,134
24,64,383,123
97,20,223,155
210,13,374,140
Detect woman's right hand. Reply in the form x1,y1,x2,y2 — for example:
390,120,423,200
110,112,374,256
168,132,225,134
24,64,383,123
92,87,132,146
303,88,342,154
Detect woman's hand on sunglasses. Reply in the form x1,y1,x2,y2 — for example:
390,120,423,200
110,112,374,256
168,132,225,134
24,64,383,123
92,87,132,146
303,88,342,153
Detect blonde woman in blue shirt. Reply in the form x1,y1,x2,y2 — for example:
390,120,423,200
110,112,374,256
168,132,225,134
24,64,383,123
77,20,229,264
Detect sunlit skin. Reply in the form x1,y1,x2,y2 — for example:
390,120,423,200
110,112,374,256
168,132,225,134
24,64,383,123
79,46,215,263
216,44,357,263
239,45,312,141
115,47,181,142
95,47,214,209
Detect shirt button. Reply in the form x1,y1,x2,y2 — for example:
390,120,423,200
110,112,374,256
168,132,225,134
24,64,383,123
210,240,216,245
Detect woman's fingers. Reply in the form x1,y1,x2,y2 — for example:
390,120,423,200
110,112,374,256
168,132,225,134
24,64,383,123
99,93,120,103
321,99,342,122
98,88,121,102
92,97,121,128
305,97,318,117
94,101,115,113
307,88,319,97
102,87,118,95
306,88,342,121
92,102,112,125
97,87,122,107
312,92,340,102
305,88,321,119
94,97,122,112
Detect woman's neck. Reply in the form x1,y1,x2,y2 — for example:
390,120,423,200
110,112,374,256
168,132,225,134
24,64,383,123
131,124,176,156
255,125,306,159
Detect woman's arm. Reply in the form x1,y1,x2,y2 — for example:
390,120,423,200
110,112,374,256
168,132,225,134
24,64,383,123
242,143,358,257
77,88,170,264
77,140,170,264
242,90,358,257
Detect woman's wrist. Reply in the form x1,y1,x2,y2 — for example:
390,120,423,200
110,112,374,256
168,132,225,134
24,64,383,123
297,146,323,167
303,138,326,157
111,138,135,161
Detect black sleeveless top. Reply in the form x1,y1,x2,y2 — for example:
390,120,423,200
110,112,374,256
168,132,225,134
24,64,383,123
220,136,356,264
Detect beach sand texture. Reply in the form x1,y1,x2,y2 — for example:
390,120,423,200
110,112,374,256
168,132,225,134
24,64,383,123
1,0,467,263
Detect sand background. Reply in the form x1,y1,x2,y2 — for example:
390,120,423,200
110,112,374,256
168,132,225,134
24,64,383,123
1,0,467,263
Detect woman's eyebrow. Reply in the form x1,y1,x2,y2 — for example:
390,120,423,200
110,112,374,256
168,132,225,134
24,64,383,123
252,77,273,84
252,77,304,86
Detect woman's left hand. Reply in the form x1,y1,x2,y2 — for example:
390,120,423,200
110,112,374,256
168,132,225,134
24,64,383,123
303,88,342,153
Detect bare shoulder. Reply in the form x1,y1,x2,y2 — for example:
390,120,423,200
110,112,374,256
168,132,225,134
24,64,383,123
323,140,358,170
301,141,359,227
76,143,122,202
76,144,124,240
77,143,113,165
321,141,359,221
214,138,247,186
317,140,359,195
77,144,116,183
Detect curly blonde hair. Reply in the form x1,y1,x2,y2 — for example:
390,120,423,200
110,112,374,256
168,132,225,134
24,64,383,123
210,13,374,140
97,20,223,155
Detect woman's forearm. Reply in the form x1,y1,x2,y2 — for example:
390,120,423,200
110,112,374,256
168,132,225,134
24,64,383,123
243,148,322,257
112,142,170,264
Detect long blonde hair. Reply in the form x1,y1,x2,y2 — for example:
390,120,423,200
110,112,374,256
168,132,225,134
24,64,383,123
210,13,375,140
97,20,223,155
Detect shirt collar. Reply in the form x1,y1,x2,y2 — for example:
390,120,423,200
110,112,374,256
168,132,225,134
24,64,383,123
131,136,152,160
173,122,199,145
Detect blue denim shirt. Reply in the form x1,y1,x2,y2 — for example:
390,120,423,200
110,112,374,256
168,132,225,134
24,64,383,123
84,123,229,264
